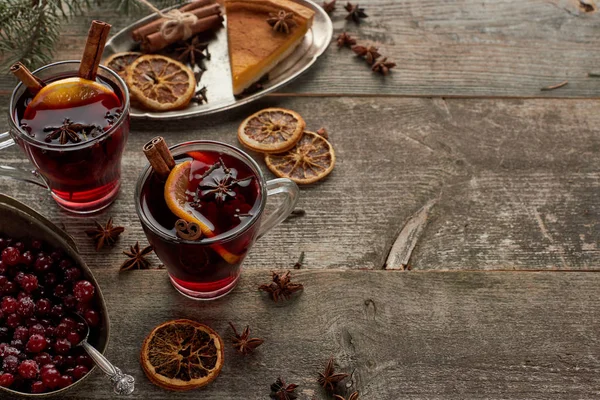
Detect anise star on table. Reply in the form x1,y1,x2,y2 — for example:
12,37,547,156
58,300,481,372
267,10,296,34
259,270,304,302
337,32,357,47
318,357,349,393
119,242,154,271
371,57,396,75
344,2,368,23
229,322,264,355
351,44,381,65
174,36,209,67
334,392,359,400
270,377,298,400
43,118,98,145
85,218,125,251
322,0,337,13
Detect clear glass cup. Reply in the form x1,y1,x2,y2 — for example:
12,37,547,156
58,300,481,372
0,61,130,214
135,141,299,300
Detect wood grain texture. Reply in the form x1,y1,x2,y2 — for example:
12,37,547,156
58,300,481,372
1,0,600,97
0,96,598,270
2,269,597,399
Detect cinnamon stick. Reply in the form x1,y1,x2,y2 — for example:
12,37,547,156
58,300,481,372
132,1,219,42
79,20,112,81
143,137,174,179
142,14,223,52
10,63,45,94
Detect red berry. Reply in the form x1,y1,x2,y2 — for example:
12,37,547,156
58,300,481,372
0,372,14,388
84,310,100,327
34,352,52,366
73,280,95,303
6,313,21,328
13,326,30,341
3,281,17,295
1,296,17,313
44,272,58,287
63,294,77,309
17,296,35,317
0,261,6,274
54,338,71,354
2,247,21,266
36,298,52,316
27,334,47,353
50,304,65,319
31,380,46,393
34,255,52,273
55,322,69,338
66,331,80,345
18,359,39,379
75,354,93,368
20,251,34,267
71,365,89,380
53,284,67,298
14,242,25,252
19,274,38,293
58,374,73,389
64,267,81,282
2,355,19,374
41,367,60,389
29,323,45,336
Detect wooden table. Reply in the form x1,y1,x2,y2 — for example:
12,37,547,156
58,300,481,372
1,1,600,398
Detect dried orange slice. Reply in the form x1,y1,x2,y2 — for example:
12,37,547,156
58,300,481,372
126,54,195,111
164,161,241,264
265,131,336,184
140,319,224,391
104,52,142,79
238,108,305,154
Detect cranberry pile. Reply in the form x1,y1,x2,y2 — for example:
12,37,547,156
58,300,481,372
0,235,101,393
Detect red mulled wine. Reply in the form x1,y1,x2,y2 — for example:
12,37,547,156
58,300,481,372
139,150,261,299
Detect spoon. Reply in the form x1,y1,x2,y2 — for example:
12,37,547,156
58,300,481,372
71,313,135,395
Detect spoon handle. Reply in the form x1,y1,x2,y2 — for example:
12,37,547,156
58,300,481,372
81,341,135,395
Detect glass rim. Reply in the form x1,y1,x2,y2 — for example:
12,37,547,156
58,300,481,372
134,140,268,246
8,60,130,151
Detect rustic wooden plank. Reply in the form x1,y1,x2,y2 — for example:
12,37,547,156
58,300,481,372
0,96,598,270
1,0,600,97
1,269,592,399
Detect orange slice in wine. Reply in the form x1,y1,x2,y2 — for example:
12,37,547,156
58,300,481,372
265,131,336,184
140,319,224,391
164,161,241,264
238,108,305,154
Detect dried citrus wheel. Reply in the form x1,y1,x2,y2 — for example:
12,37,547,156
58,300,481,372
126,54,195,111
238,108,305,154
25,77,117,113
140,319,224,391
164,161,241,264
265,131,336,184
104,52,142,78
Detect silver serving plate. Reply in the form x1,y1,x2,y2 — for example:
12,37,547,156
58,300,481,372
104,0,333,120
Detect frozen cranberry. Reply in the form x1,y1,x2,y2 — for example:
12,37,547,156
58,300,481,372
3,280,17,295
0,326,9,341
66,331,80,345
17,296,35,317
2,296,17,313
14,242,25,252
17,291,28,300
62,317,76,329
64,267,82,282
0,275,7,287
31,380,46,393
41,367,60,389
3,355,19,374
64,355,76,368
0,372,14,388
54,338,71,354
27,334,47,353
18,359,39,379
40,363,56,375
2,345,20,358
34,255,52,273
75,354,93,368
75,322,87,335
0,260,6,274
6,313,21,328
50,304,65,319
52,354,65,367
24,316,38,326
45,327,55,339
14,271,25,284
73,280,95,303
34,352,52,366
10,339,24,350
71,365,89,380
76,302,89,314
55,322,69,338
13,326,30,341
31,240,43,251
63,294,77,309
20,251,34,267
84,310,100,327
29,323,45,336
58,374,73,389
53,284,67,298
44,272,58,287
2,247,21,266
50,250,63,263
36,298,52,316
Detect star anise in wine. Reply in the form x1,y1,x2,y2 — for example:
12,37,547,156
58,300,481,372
270,377,298,400
259,271,304,302
351,44,381,64
337,32,357,47
267,10,296,34
43,118,98,145
229,322,264,355
344,2,368,23
371,57,396,75
119,242,153,271
322,0,337,13
175,36,209,67
85,218,125,251
334,392,359,400
196,158,253,204
318,357,349,393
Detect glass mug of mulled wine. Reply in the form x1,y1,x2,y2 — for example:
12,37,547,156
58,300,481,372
135,140,299,300
0,60,130,214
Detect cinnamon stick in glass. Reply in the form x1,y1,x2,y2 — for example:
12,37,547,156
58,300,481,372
143,137,174,179
131,0,219,42
10,62,45,94
141,14,223,53
78,20,112,81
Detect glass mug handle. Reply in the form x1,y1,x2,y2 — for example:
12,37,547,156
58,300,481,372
258,178,299,238
0,131,47,188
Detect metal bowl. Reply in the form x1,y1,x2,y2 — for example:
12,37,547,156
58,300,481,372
0,194,110,398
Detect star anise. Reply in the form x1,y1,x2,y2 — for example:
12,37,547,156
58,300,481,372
344,2,368,23
229,322,264,355
85,218,125,251
267,10,296,34
351,44,381,64
337,32,357,47
174,36,209,67
119,242,153,271
334,392,359,400
259,271,304,302
196,158,253,204
371,57,396,75
270,377,298,400
43,118,98,145
322,0,336,13
318,357,349,393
